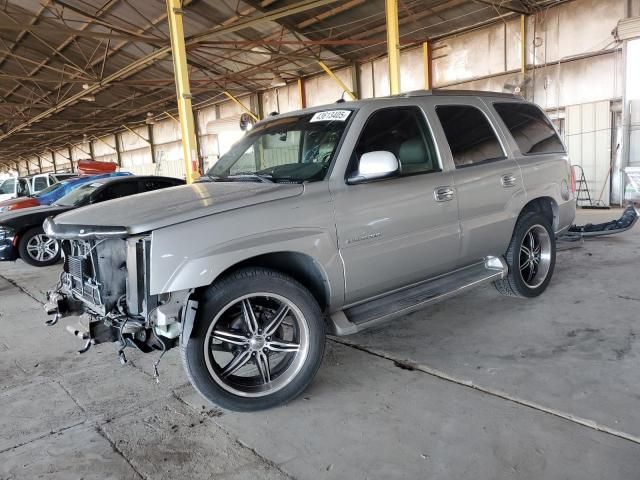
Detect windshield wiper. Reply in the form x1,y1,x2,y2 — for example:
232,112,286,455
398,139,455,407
226,172,274,183
196,174,220,183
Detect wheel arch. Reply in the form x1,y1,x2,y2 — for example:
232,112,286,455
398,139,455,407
519,196,558,231
193,251,331,312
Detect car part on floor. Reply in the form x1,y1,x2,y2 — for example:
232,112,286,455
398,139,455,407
560,205,638,241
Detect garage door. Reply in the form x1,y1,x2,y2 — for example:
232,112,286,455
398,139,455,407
565,101,612,206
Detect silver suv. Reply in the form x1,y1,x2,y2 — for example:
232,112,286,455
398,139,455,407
44,91,575,411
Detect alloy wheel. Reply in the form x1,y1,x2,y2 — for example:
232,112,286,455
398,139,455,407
519,224,552,288
26,234,59,263
204,293,310,398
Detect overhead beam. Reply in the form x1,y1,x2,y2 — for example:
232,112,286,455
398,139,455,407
474,0,531,15
0,23,165,44
318,61,356,100
223,91,260,122
0,0,343,144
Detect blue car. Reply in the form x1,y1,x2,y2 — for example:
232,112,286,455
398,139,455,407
0,172,132,213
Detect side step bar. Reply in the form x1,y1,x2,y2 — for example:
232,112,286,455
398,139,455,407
330,257,507,336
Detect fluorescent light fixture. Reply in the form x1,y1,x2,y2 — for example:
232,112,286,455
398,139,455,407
270,73,286,88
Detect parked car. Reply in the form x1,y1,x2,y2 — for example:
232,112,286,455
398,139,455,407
0,175,183,267
0,172,131,213
24,173,78,195
0,177,30,202
44,91,576,411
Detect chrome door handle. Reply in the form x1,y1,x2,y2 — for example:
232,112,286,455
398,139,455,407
434,186,455,202
501,173,517,188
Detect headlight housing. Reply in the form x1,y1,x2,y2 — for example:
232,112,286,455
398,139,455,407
0,225,15,241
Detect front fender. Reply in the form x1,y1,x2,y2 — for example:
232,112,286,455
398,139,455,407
150,222,343,309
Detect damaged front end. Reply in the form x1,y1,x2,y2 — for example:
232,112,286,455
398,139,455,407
43,217,197,375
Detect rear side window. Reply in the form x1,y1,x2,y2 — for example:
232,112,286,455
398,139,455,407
436,105,505,168
493,102,565,155
140,179,177,192
95,181,139,202
354,107,440,176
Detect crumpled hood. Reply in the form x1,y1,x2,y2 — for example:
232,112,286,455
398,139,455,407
51,182,304,235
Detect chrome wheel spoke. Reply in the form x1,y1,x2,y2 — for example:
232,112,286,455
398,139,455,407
204,293,310,398
241,299,259,334
267,339,300,353
221,349,252,378
255,351,271,384
264,304,290,336
212,329,249,346
518,224,552,288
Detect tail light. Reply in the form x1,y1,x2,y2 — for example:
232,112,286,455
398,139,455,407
570,165,577,194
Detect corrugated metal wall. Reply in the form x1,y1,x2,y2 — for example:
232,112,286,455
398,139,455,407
565,101,612,206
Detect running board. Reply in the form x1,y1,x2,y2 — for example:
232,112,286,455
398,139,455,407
330,257,507,335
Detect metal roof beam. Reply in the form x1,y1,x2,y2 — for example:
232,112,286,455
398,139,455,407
0,0,343,143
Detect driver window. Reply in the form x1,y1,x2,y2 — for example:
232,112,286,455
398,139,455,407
353,107,440,176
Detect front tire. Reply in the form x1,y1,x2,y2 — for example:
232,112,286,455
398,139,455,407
181,267,326,412
18,227,61,267
494,211,556,298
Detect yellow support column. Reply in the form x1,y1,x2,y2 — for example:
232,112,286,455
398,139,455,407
423,41,431,90
385,0,401,95
166,0,199,184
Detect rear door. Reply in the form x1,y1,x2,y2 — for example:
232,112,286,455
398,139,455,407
331,105,460,304
431,97,524,264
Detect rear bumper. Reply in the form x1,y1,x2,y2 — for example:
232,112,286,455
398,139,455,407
0,237,18,261
556,199,577,235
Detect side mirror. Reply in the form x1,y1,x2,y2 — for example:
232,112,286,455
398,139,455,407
347,151,400,185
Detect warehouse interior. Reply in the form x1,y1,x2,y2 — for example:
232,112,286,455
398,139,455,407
1,0,640,478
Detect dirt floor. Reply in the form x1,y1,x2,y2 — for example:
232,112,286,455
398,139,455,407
1,208,639,480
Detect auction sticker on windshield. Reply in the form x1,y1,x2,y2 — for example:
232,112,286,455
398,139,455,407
310,110,351,122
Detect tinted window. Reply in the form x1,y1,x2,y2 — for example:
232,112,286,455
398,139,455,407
354,107,440,176
436,105,505,168
33,176,48,191
494,102,565,154
140,179,177,192
94,181,139,202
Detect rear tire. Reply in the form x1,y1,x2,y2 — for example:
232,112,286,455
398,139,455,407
18,227,61,267
494,212,556,298
180,267,326,412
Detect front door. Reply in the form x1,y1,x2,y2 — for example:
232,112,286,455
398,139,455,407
331,106,461,305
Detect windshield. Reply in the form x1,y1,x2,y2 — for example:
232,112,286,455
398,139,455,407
206,110,352,183
35,181,65,198
0,178,16,194
54,182,103,206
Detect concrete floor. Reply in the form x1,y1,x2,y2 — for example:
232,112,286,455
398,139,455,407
1,208,639,480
